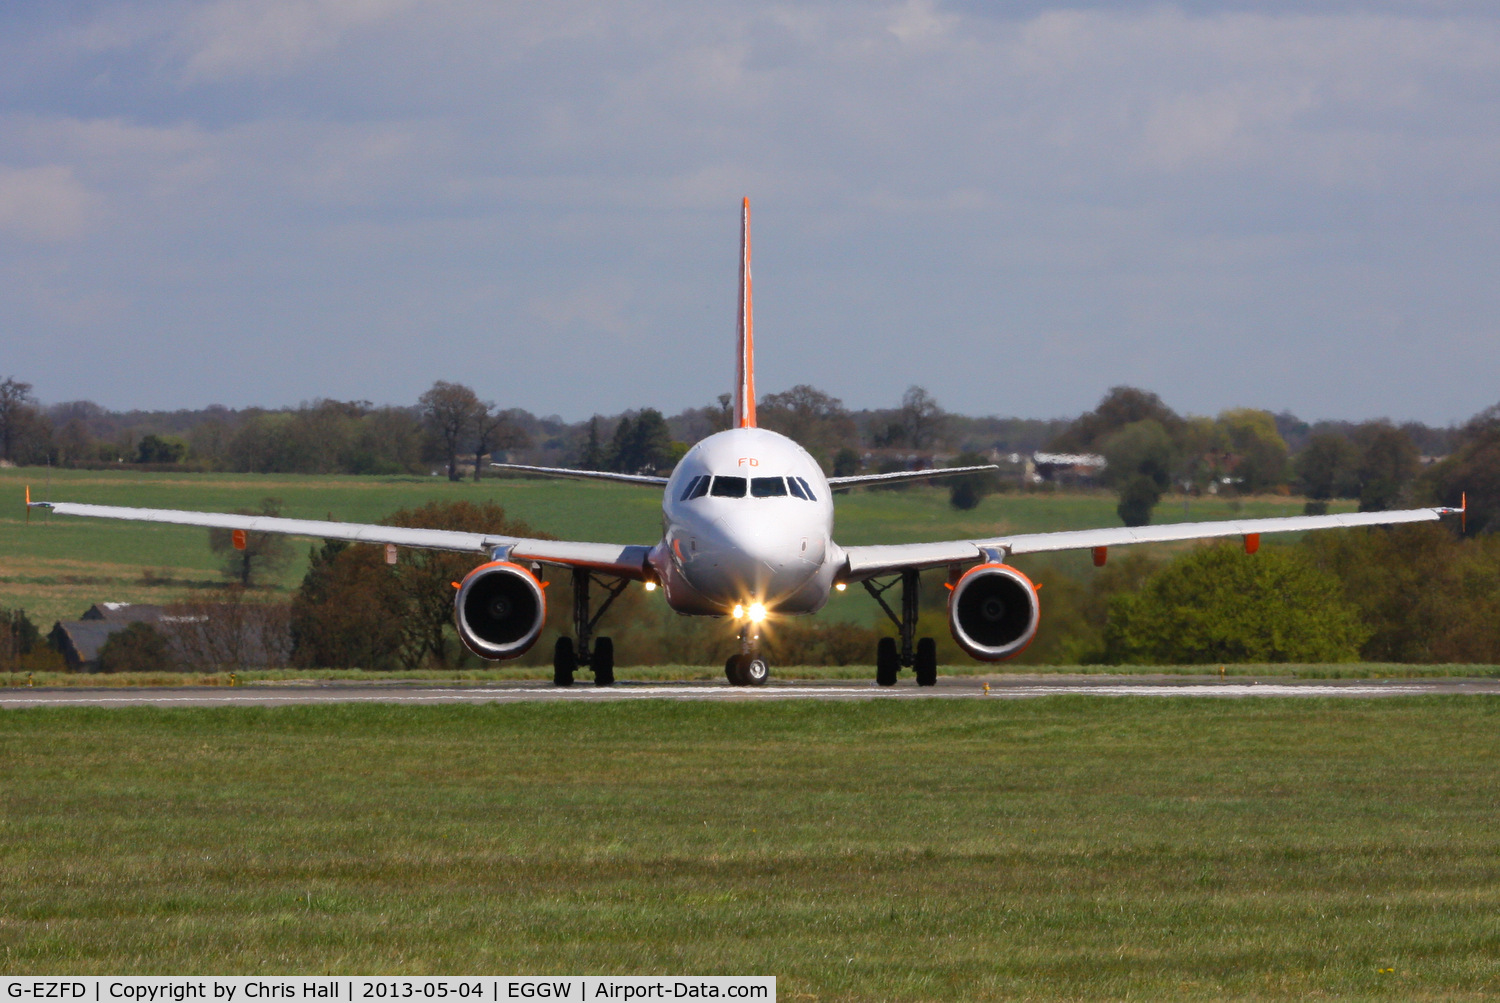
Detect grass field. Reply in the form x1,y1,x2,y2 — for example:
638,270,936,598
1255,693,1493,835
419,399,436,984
3,698,1499,998
0,467,1342,627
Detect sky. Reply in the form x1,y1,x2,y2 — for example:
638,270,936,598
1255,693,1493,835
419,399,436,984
1,0,1497,424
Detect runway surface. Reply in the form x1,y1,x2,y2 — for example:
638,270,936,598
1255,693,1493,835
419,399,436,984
3,675,1499,708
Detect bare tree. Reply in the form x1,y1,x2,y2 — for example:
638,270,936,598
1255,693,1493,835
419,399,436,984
471,405,531,482
164,590,294,671
898,385,946,450
207,497,293,587
0,378,37,462
419,381,482,481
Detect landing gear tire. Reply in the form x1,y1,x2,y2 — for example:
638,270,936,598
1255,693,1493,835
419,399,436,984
553,637,576,687
914,637,937,687
592,636,615,687
725,654,744,685
876,637,899,687
743,656,769,686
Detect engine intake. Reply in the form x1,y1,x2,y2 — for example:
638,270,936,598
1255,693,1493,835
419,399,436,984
454,561,546,660
949,563,1040,661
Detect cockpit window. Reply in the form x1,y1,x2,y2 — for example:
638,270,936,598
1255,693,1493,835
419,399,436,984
795,476,817,501
678,475,703,501
688,476,711,500
787,477,808,500
751,476,788,498
710,476,747,498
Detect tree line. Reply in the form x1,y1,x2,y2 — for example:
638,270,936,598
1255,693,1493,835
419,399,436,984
1,374,1492,530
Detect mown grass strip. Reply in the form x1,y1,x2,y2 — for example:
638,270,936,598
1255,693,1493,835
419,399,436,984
2,698,1498,999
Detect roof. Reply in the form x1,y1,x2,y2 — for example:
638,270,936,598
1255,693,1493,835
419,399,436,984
82,603,167,622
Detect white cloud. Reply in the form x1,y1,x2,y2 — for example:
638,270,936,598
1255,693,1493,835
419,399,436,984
180,0,430,81
0,165,100,241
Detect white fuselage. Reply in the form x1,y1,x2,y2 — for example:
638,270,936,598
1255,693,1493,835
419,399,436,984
646,427,845,616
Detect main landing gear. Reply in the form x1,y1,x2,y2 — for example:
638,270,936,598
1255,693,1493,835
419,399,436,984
553,567,629,687
725,620,769,687
863,570,938,688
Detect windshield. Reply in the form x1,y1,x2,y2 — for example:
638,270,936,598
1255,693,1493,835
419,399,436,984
751,477,787,497
710,476,747,498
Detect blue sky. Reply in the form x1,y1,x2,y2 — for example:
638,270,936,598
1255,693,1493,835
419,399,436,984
2,1,1497,423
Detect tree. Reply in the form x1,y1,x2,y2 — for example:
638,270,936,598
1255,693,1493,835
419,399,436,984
0,608,40,667
1103,545,1367,664
896,385,945,450
97,622,176,673
759,385,856,466
208,498,293,588
946,451,1000,510
291,501,550,670
471,404,530,482
608,409,673,473
1218,408,1288,493
1422,402,1500,534
1099,419,1176,526
135,433,186,464
419,381,482,481
1353,421,1419,512
1050,386,1183,452
1303,524,1500,662
1295,433,1361,502
0,377,40,463
579,417,605,470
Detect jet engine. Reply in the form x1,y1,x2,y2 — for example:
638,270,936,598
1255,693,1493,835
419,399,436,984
948,563,1040,661
454,561,546,660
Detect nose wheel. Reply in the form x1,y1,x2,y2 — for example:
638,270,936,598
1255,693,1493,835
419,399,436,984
725,621,769,686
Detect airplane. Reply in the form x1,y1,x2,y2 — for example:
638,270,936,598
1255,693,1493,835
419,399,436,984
28,199,1466,688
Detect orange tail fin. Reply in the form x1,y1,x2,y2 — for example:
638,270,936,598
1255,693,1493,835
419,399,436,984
735,197,756,428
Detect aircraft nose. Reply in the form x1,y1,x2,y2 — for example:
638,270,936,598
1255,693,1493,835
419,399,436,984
682,511,822,606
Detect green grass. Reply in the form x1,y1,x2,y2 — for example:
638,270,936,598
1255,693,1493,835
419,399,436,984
0,467,1344,627
2,698,1498,999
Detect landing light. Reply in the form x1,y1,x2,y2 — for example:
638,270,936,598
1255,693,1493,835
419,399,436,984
835,582,847,592
732,604,745,619
747,602,767,623
644,581,657,592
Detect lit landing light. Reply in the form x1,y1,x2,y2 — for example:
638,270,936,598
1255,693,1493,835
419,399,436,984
644,581,657,591
732,604,745,619
835,582,847,592
747,602,767,623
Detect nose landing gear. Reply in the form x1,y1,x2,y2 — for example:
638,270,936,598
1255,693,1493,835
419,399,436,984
725,620,769,686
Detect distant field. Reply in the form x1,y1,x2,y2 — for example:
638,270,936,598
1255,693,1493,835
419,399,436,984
0,467,1342,626
2,698,1498,999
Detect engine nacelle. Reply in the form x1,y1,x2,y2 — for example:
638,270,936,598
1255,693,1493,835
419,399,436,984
454,561,546,660
948,563,1041,661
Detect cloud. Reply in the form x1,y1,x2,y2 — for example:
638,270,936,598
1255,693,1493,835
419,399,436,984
179,0,429,81
0,165,100,241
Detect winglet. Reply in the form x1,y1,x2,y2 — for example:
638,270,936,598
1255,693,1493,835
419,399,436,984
734,197,756,429
1462,491,1467,534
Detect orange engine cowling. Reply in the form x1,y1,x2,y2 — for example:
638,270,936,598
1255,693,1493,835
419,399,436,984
948,563,1040,661
454,561,546,660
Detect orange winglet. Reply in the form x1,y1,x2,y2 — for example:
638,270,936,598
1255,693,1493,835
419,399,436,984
1092,546,1108,567
1243,533,1260,555
1462,492,1468,534
232,529,247,551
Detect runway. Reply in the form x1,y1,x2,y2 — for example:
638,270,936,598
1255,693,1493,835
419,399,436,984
2,674,1498,708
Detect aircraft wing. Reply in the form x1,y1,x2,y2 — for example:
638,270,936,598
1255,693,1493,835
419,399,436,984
491,463,669,486
827,464,998,489
840,504,1462,580
27,500,653,579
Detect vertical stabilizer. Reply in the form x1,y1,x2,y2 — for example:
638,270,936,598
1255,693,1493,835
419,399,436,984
735,197,756,428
